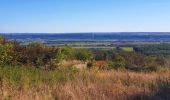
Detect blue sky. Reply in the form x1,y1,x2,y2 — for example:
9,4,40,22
0,0,170,33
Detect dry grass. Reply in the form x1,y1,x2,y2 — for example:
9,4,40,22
0,67,170,100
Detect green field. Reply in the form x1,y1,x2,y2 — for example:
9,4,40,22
121,47,134,52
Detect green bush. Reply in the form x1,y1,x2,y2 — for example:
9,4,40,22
0,43,13,66
107,55,125,70
49,47,73,69
74,49,93,61
60,46,73,60
12,41,58,68
0,65,79,89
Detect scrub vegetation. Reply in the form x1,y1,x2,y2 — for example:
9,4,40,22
0,37,169,100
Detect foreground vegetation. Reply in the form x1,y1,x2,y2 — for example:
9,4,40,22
0,66,169,100
0,37,170,99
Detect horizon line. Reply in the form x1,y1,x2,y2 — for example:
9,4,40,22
1,32,170,34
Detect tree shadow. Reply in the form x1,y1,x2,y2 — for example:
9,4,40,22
150,86,170,100
130,85,170,100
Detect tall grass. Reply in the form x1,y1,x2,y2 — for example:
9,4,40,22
0,66,169,100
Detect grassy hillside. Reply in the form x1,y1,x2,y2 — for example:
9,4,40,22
0,38,169,100
0,66,169,100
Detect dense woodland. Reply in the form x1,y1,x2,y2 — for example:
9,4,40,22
134,43,170,56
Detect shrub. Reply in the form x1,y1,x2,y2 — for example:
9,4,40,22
49,47,73,69
87,60,96,69
107,55,125,70
12,42,58,68
60,46,73,60
0,43,13,66
91,49,109,60
74,49,93,61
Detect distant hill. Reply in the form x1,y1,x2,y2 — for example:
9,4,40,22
1,32,170,42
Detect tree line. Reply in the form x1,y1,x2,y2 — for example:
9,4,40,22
0,37,169,72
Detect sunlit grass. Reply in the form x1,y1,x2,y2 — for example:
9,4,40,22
0,66,169,100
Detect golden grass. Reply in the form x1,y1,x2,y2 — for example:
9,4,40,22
0,67,170,100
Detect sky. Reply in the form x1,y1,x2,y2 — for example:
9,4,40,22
0,0,170,33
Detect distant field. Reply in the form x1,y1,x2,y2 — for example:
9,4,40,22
66,46,134,52
73,46,116,49
121,47,134,52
